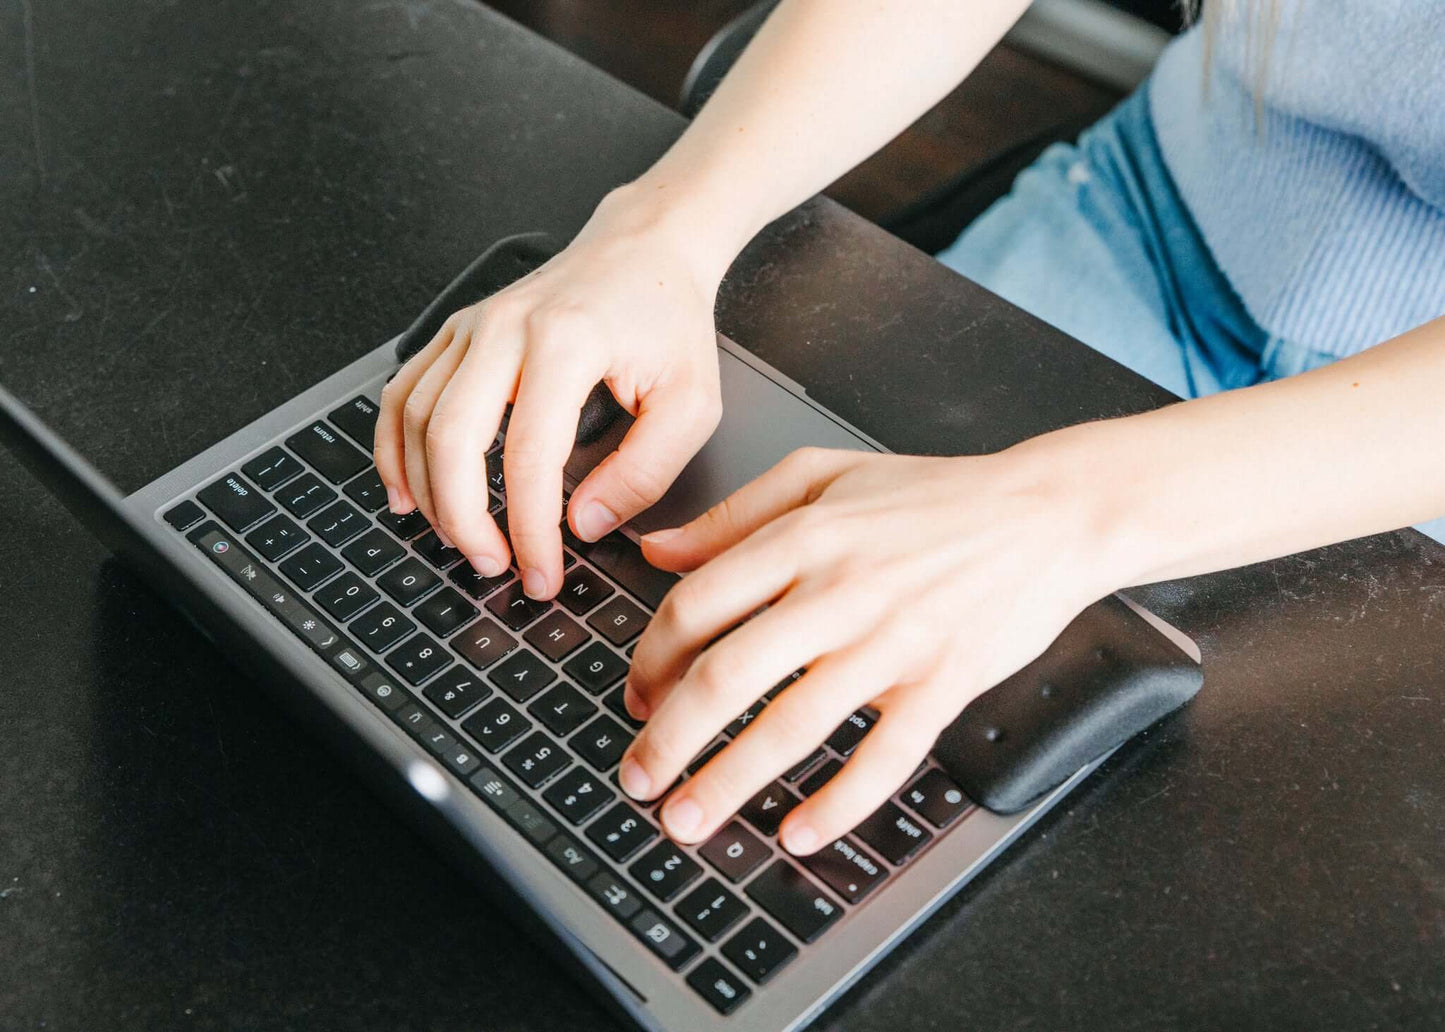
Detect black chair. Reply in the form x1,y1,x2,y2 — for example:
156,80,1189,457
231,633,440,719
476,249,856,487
678,0,1178,255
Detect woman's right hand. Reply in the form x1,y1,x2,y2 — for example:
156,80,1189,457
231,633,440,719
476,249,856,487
373,185,727,602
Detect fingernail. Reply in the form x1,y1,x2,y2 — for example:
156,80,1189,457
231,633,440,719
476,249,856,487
619,756,650,799
662,796,703,840
575,500,619,542
522,567,548,599
783,822,818,855
641,527,683,545
386,486,402,514
469,554,504,578
436,529,455,549
623,683,650,721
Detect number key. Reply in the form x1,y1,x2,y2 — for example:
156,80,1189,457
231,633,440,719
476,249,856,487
386,632,449,685
350,601,414,653
461,697,530,753
502,730,570,788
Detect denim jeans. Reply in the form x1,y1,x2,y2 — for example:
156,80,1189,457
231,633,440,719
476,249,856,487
936,84,1445,543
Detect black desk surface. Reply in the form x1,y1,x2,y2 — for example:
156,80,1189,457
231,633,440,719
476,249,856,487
3,1,1444,1029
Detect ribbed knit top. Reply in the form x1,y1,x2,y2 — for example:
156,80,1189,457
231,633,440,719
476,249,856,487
1149,2,1445,356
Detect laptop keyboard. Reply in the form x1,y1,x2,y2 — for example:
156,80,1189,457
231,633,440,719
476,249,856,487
162,394,977,1017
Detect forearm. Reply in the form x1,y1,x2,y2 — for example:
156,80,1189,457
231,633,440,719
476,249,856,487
609,0,1030,274
1045,316,1445,588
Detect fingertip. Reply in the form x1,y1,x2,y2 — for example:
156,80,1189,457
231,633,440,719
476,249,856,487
572,498,619,543
623,682,651,721
780,818,820,856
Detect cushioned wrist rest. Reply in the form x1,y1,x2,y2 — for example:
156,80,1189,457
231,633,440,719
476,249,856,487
932,594,1203,815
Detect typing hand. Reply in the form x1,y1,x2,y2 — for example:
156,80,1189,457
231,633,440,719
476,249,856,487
374,191,724,601
618,444,1120,853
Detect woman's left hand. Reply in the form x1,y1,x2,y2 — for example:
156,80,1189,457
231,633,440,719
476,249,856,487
618,440,1128,854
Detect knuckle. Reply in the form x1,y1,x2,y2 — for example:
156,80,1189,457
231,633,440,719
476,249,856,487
685,653,733,708
656,579,705,637
611,456,668,507
401,392,432,436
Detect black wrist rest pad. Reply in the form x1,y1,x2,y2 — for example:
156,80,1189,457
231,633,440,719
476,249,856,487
931,594,1203,814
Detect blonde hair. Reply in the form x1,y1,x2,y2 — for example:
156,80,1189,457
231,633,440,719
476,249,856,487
1182,0,1286,115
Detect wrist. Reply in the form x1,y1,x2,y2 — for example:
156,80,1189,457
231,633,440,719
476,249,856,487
598,174,760,285
1003,417,1178,598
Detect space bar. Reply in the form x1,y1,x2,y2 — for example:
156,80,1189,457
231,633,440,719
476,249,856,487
566,528,678,610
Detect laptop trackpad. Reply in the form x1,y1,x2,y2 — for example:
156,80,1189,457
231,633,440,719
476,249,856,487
564,342,879,537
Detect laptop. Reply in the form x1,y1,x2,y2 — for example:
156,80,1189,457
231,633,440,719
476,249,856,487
0,242,1201,1031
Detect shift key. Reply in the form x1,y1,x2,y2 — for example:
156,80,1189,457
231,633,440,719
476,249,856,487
286,421,370,484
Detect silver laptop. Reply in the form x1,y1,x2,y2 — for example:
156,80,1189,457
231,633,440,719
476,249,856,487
0,328,1199,1031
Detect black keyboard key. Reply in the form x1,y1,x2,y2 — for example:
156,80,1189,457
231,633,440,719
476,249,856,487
826,711,875,756
630,841,702,903
783,747,826,785
241,446,304,491
587,871,643,921
686,957,752,1015
197,473,275,531
341,527,405,576
800,838,886,904
855,801,934,865
385,632,449,685
377,557,441,606
570,531,678,611
629,909,699,971
315,571,379,621
452,617,517,671
449,561,514,601
523,609,588,662
902,768,972,829
571,715,632,772
487,648,556,703
724,699,766,738
328,395,380,449
350,601,414,653
585,801,657,862
163,499,205,532
529,683,597,737
544,833,599,884
286,420,369,484
722,918,797,984
244,514,308,561
687,739,728,776
307,500,368,547
414,587,477,637
799,757,843,797
422,665,490,719
376,507,430,540
587,594,649,646
343,468,388,512
461,697,529,753
543,766,614,825
486,580,552,631
557,565,614,615
740,781,800,838
699,821,771,883
414,529,464,570
563,641,628,695
485,450,505,495
603,686,645,730
745,860,841,944
503,730,569,788
676,878,750,943
278,543,343,591
276,472,337,519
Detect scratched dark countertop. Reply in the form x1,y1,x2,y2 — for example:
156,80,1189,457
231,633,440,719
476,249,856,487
2,1,1444,1029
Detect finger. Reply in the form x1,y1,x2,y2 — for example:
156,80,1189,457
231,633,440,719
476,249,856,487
639,446,858,572
646,638,893,844
626,516,809,714
778,678,955,855
619,584,871,819
566,374,721,543
375,319,458,512
503,323,604,600
402,334,472,529
425,331,523,576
